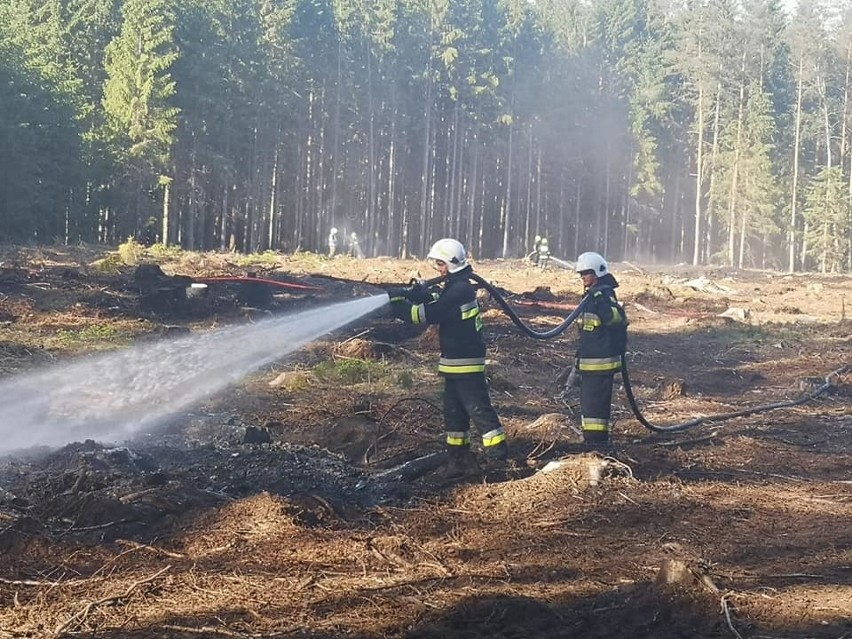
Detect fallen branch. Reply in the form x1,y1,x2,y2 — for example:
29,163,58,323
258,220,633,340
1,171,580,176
338,328,371,346
370,452,449,482
161,620,307,637
0,576,64,587
161,625,249,638
655,431,721,447
720,594,744,639
52,565,171,637
59,518,137,536
116,539,186,559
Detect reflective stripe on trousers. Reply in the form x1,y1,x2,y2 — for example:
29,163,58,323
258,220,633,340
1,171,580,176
439,357,486,374
578,356,621,373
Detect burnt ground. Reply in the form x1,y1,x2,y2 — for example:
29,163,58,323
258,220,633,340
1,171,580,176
0,244,850,639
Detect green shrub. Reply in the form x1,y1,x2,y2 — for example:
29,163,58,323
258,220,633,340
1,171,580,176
117,237,146,265
56,323,121,347
313,358,389,385
396,370,415,389
147,243,185,259
90,253,124,273
231,250,282,268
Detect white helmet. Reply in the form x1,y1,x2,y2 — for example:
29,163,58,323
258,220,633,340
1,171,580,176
575,251,608,275
541,237,548,244
534,235,541,242
351,232,358,239
427,238,468,273
330,227,338,234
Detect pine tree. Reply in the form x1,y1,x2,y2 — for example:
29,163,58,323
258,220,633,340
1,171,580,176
103,0,180,238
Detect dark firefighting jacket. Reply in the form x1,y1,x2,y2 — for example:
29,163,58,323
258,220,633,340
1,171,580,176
391,266,485,376
577,274,627,375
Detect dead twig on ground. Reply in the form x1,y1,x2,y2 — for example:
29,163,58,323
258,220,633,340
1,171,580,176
364,398,442,465
59,518,137,536
0,576,65,587
654,431,720,447
115,539,186,559
162,621,307,637
338,328,372,345
720,593,744,639
161,625,252,638
52,565,171,637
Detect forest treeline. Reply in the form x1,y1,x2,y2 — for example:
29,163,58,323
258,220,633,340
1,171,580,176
2,0,852,271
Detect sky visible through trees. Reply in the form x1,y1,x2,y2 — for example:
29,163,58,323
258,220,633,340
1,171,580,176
1,0,852,272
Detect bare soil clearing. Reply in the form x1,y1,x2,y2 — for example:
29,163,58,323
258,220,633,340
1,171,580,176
0,245,850,638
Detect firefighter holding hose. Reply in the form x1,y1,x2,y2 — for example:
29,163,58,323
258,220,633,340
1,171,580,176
573,251,628,450
386,238,509,476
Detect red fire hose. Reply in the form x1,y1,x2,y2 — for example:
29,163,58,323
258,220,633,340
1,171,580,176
193,276,323,291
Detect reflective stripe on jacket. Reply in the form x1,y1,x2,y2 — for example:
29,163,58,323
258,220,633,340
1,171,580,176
394,266,487,376
577,284,626,375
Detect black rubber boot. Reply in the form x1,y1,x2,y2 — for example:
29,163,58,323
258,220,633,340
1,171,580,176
440,446,482,482
582,431,613,453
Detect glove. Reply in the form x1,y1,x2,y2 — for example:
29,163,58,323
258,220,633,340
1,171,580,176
406,282,435,305
385,287,408,302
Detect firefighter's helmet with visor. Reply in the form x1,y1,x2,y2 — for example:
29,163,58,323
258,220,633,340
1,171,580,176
575,251,608,276
427,238,468,273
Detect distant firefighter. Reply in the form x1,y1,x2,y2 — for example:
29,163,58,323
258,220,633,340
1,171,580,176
538,237,550,269
327,227,338,257
349,232,364,259
530,235,542,265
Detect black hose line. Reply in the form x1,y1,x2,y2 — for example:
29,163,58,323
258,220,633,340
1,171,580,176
621,359,850,434
469,272,589,339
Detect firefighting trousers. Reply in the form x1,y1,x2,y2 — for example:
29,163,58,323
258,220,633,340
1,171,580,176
443,374,508,460
580,373,614,445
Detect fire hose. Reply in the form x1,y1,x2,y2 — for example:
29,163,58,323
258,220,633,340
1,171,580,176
384,273,849,434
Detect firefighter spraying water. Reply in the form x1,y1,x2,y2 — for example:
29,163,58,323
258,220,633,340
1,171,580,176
385,239,509,477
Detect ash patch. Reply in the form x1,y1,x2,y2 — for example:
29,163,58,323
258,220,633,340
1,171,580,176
0,436,395,548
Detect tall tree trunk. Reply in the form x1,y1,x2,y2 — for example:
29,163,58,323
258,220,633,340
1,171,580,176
789,56,804,272
535,142,542,240
221,185,229,251
449,102,460,239
671,167,682,262
603,138,611,256
524,126,533,247
738,200,747,268
419,34,434,257
331,39,343,232
454,117,465,240
502,58,517,259
558,172,566,258
187,162,197,250
468,140,479,256
728,77,745,267
623,142,633,258
573,177,581,258
820,72,833,274
502,119,514,258
387,104,398,256
706,82,722,263
161,180,170,246
366,47,376,256
693,78,705,266
267,147,278,250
